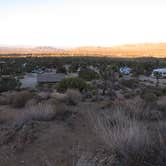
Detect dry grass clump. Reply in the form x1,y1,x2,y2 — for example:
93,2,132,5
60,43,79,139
75,153,95,166
51,89,82,105
85,102,166,166
0,91,16,105
51,90,68,103
109,97,161,121
66,89,82,105
14,103,56,128
11,91,34,108
36,91,51,100
25,103,56,121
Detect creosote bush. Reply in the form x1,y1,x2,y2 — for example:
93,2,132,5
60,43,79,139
57,77,91,92
0,77,21,92
79,68,99,81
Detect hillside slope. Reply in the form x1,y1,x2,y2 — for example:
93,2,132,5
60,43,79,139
1,43,166,58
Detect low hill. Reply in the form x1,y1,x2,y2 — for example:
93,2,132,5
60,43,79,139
1,43,166,58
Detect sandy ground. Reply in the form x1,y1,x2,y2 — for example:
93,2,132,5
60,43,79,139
20,73,37,89
139,75,166,87
0,102,101,166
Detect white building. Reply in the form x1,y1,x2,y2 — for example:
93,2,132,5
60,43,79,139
119,67,132,75
151,68,166,78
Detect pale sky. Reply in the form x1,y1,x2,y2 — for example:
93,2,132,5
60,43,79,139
0,0,166,47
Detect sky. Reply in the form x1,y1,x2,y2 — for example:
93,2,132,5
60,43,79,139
0,0,166,47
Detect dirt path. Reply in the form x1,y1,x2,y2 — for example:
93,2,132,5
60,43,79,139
0,102,100,166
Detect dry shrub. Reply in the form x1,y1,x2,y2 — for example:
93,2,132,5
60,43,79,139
92,112,149,152
66,89,82,105
11,91,34,108
75,150,117,166
26,103,55,121
119,79,139,89
51,90,67,103
0,91,15,105
0,96,9,105
86,105,166,166
107,97,161,121
36,92,50,100
25,98,38,107
75,153,95,166
141,92,158,103
14,103,56,128
51,89,82,105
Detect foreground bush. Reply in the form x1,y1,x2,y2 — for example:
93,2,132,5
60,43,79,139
141,92,158,104
0,96,9,105
119,79,139,89
66,89,82,105
0,76,21,92
14,103,56,128
84,101,166,166
57,77,91,92
11,91,34,108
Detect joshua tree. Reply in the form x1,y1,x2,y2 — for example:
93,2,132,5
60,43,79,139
153,71,161,87
100,66,116,96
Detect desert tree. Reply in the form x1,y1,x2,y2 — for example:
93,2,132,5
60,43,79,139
153,71,161,87
100,65,116,96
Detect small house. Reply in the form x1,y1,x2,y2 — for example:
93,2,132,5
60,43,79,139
151,68,166,78
37,72,66,83
0,61,6,73
120,67,132,75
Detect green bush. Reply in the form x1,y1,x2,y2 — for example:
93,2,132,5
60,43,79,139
120,79,139,89
0,76,21,92
79,68,99,81
141,92,158,103
57,77,91,92
161,88,166,95
56,66,67,74
68,64,79,73
142,87,163,97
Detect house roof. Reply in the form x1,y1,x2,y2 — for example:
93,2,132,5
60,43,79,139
153,68,166,73
0,61,6,64
37,72,66,83
120,67,132,74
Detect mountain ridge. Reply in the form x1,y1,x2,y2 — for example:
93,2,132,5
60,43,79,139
1,43,166,58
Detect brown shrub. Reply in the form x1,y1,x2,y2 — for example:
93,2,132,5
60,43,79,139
66,89,82,105
51,90,67,103
119,79,139,89
141,92,158,103
25,103,56,121
11,91,34,108
86,104,166,166
14,103,56,128
25,98,38,107
0,96,9,105
36,92,50,100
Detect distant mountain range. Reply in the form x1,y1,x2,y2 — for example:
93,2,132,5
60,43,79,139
1,43,166,58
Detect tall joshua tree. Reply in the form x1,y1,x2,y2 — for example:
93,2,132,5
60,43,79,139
100,66,116,96
153,71,161,87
